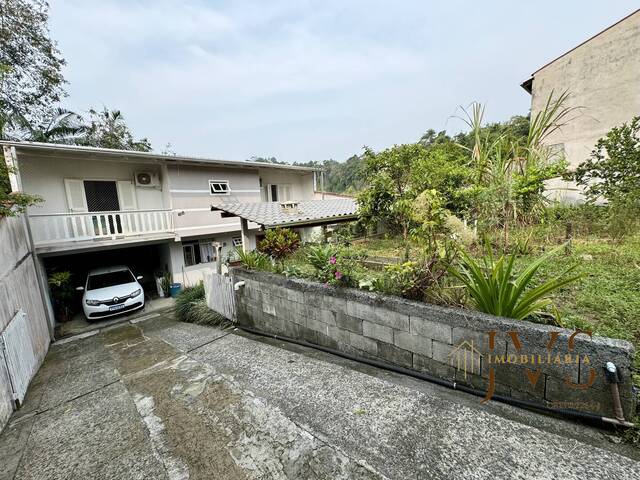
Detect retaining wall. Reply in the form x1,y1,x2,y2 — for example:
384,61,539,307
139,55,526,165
233,268,636,418
0,216,51,431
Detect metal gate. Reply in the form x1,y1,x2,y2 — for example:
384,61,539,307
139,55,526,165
204,272,237,321
1,310,39,406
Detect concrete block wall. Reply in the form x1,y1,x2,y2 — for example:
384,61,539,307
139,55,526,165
233,268,636,419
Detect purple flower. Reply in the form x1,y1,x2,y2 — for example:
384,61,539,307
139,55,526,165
334,271,343,280
329,256,337,265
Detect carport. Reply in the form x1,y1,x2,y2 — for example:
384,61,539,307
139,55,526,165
39,240,175,337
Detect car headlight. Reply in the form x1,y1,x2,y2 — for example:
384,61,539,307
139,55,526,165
86,299,101,306
130,289,141,298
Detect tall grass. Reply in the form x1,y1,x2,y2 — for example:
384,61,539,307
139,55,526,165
175,283,227,326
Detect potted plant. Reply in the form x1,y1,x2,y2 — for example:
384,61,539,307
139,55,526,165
48,271,75,322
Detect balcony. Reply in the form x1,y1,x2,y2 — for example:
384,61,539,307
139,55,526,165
29,209,175,253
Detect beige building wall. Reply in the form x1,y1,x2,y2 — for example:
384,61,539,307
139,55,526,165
528,10,640,202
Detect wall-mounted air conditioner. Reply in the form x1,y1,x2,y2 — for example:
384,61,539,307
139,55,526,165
135,171,160,188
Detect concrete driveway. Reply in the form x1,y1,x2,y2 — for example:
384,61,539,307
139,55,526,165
1,315,639,480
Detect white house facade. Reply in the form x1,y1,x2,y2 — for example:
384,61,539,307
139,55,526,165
1,142,326,323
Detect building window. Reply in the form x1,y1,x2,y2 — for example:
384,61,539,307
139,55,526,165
232,237,243,247
209,180,230,195
267,184,292,202
182,240,201,266
199,239,216,263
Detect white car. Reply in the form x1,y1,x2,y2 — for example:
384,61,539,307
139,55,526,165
77,266,145,320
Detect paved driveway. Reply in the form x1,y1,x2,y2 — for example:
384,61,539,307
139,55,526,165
1,315,639,480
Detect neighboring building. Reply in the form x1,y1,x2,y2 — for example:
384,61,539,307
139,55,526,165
1,142,355,322
521,9,640,202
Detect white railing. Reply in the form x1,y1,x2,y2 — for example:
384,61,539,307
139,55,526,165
29,209,174,245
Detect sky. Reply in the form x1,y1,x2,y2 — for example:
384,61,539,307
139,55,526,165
49,1,639,163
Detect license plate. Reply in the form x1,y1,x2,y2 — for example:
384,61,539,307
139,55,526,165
109,304,126,312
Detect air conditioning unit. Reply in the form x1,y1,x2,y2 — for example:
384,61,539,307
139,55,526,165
135,171,160,188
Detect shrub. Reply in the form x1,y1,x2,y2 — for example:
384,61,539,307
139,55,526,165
175,283,226,326
444,214,476,247
305,244,338,270
48,271,74,321
451,244,581,321
1,158,43,217
574,116,640,206
305,244,356,286
257,227,300,261
236,248,272,271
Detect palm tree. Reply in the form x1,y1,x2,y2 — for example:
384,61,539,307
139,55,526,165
13,107,85,143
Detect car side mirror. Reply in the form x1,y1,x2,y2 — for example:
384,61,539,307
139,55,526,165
76,286,84,291
136,275,143,280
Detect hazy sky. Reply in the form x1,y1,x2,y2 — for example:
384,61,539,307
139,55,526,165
49,1,638,163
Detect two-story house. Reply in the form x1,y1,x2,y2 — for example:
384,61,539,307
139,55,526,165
2,142,356,328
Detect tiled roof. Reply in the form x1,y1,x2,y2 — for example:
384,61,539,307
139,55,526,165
212,199,358,227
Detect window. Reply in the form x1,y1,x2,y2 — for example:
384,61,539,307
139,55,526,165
232,237,243,247
209,180,230,195
87,269,135,290
199,239,215,263
183,241,201,266
267,184,292,202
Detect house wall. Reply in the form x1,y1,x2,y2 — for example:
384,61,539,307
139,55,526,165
18,153,165,214
258,168,315,201
0,216,51,431
168,231,257,287
167,164,313,238
529,11,640,202
234,268,636,418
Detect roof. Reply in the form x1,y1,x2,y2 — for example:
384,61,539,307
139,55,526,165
521,8,640,93
0,141,320,172
211,199,358,228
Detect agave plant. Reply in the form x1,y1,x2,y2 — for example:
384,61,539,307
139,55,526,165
451,244,581,320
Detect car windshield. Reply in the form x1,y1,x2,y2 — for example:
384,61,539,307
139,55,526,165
87,270,135,290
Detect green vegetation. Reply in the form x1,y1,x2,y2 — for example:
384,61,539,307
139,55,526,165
451,244,580,321
1,1,153,217
175,283,226,326
47,271,74,322
257,227,301,264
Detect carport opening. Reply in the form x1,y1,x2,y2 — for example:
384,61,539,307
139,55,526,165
43,243,169,326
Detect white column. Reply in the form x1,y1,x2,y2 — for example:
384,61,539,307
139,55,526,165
240,218,251,252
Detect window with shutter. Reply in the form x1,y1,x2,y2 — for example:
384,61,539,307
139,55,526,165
64,179,88,212
116,181,137,210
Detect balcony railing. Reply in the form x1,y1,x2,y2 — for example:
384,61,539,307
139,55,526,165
29,209,174,245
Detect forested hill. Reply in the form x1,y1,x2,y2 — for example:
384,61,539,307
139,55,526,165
248,114,529,194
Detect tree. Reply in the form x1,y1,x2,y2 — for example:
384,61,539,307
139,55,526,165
574,116,640,205
458,92,574,238
357,144,428,251
248,156,287,165
77,108,152,151
13,107,84,143
412,140,472,213
0,0,66,138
